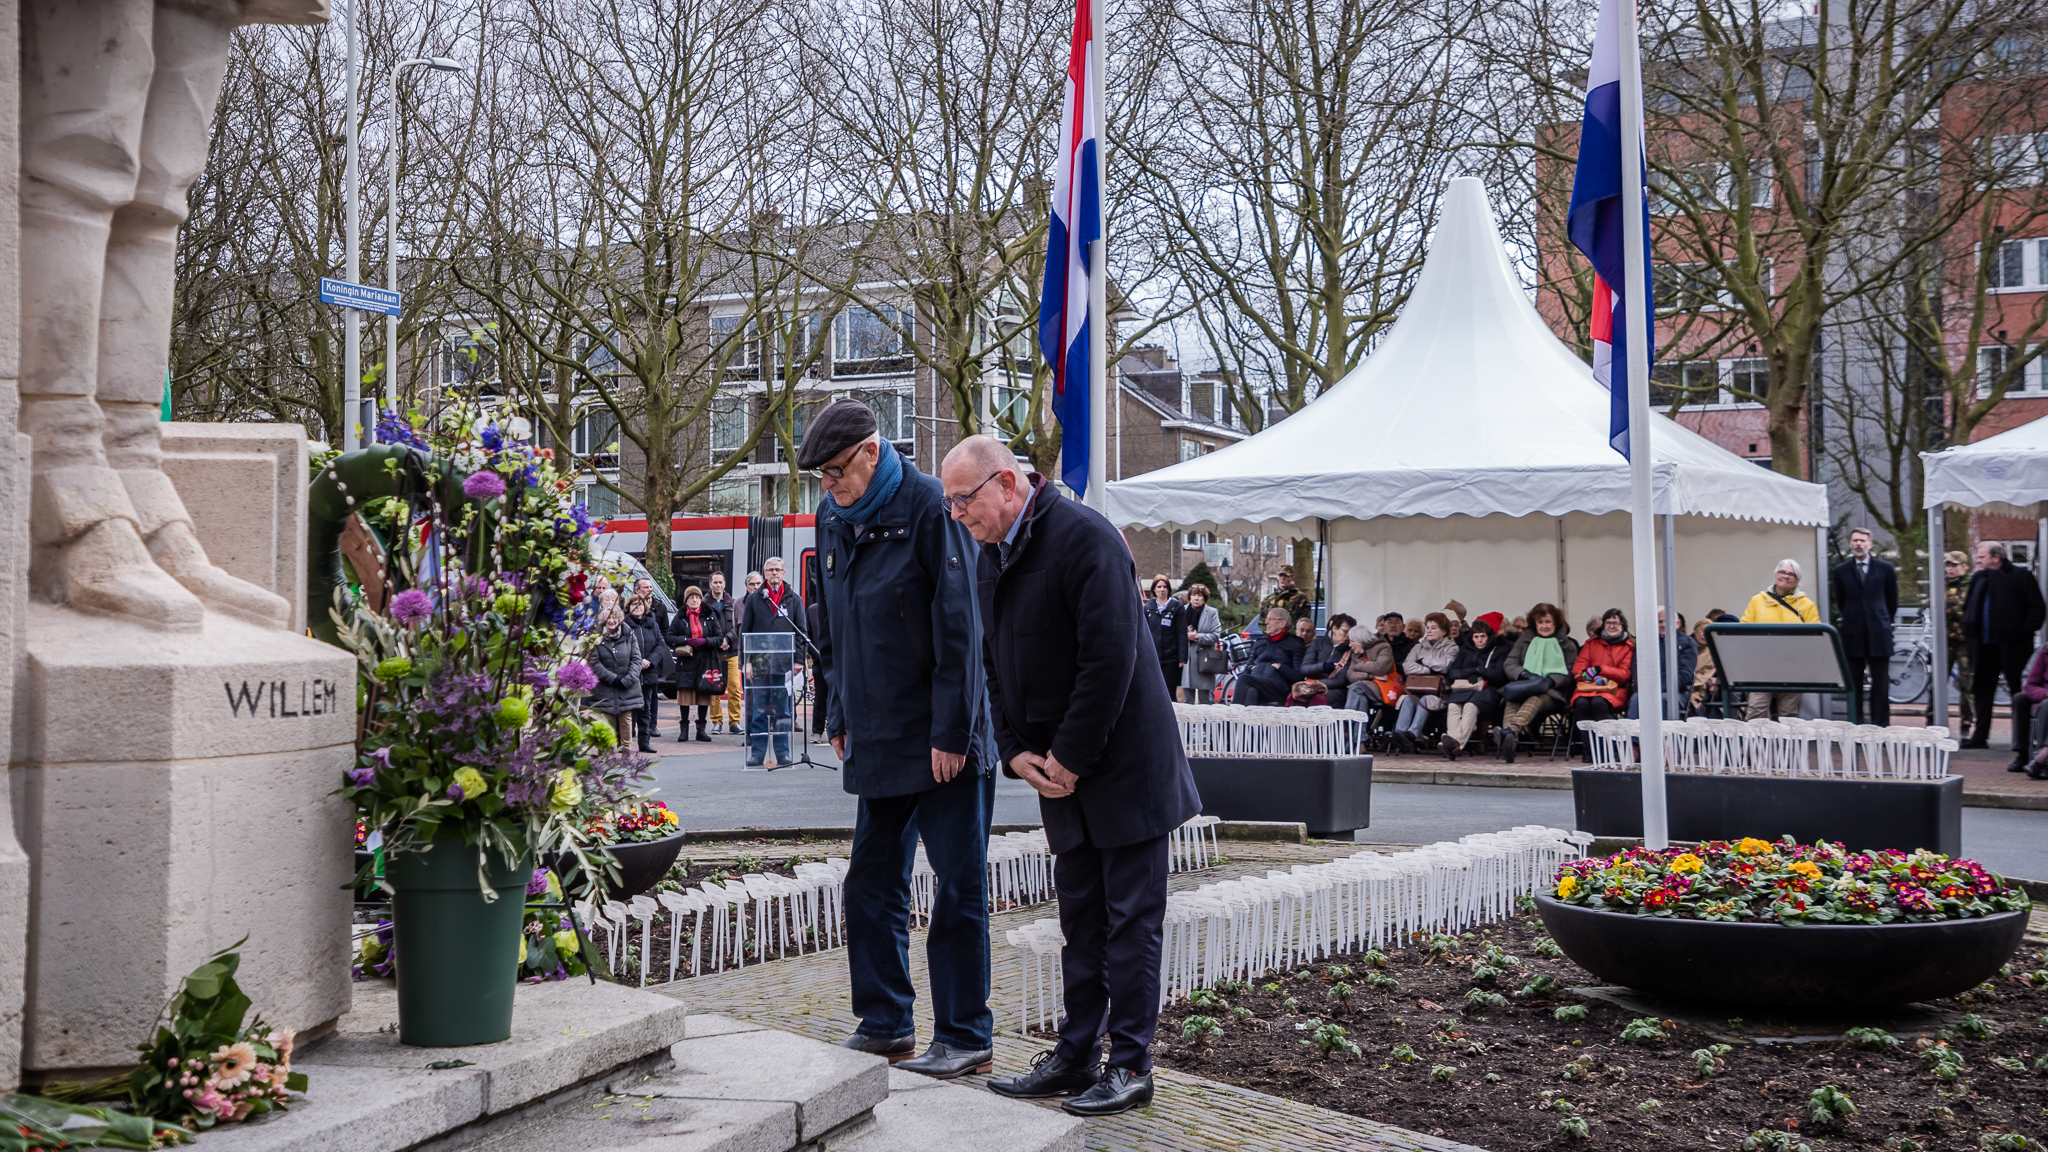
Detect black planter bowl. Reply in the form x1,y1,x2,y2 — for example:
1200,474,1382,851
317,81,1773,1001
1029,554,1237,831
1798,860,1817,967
550,829,688,901
1534,895,2029,1009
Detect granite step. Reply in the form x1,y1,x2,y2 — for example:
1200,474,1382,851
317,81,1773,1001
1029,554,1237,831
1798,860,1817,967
461,1015,1081,1152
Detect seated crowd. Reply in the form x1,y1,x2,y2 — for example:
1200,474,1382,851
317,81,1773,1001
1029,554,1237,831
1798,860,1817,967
1161,579,1738,764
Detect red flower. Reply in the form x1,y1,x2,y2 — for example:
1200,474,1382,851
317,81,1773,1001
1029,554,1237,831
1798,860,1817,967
1643,887,1678,908
566,572,588,604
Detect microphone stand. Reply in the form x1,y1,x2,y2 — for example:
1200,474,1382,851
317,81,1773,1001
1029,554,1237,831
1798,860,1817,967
761,597,833,772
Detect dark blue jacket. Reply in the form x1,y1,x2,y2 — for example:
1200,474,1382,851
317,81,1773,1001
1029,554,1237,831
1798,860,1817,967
1829,557,1897,659
817,449,996,798
977,476,1201,853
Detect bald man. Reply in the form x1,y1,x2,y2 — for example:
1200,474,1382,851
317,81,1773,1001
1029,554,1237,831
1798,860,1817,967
943,436,1200,1118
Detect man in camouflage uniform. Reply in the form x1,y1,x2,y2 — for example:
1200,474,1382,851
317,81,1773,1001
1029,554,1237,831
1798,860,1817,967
1944,549,1974,732
1259,565,1311,626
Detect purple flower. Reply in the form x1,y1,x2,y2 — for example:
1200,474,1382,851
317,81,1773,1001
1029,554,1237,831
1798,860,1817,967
390,589,433,624
527,868,550,896
463,470,507,500
481,426,504,452
347,763,376,787
447,783,464,800
555,660,598,695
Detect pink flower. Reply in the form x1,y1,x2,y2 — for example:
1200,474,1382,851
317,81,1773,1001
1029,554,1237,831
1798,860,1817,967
390,589,433,624
210,1041,258,1089
462,470,507,500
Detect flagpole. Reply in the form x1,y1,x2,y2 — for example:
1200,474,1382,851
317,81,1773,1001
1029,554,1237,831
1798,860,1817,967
1617,0,1667,848
1085,18,1108,514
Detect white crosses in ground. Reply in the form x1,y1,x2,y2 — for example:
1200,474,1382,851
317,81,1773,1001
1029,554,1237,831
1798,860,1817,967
1578,717,1956,779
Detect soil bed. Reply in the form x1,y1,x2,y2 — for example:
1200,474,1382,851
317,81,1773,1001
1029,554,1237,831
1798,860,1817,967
1150,908,2048,1151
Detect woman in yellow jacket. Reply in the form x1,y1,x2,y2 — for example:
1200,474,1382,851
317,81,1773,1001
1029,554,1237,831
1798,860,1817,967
1738,558,1821,719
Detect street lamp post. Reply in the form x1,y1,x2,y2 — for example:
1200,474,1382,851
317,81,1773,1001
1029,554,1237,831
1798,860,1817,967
383,57,465,431
343,0,360,448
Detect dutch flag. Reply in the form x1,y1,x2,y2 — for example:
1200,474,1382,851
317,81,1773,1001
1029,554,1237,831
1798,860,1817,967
1039,0,1102,498
1567,0,1656,459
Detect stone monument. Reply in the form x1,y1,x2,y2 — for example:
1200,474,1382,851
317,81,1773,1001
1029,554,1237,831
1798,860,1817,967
4,0,343,1087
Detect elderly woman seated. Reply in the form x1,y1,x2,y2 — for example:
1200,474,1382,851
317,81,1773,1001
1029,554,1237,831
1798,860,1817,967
1390,612,1457,753
1235,606,1304,706
1494,602,1579,763
1569,608,1635,760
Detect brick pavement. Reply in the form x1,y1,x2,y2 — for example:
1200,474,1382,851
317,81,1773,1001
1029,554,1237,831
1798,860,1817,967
652,841,1488,1152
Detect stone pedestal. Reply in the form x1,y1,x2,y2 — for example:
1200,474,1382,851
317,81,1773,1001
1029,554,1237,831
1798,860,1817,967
10,603,355,1074
160,423,312,634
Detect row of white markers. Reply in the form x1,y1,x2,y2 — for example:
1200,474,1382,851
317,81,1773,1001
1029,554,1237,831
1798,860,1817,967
1174,703,1374,759
1004,825,1592,1035
577,817,1226,986
1579,717,1957,780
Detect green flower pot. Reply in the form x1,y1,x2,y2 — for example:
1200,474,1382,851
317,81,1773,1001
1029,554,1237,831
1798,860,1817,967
385,838,530,1047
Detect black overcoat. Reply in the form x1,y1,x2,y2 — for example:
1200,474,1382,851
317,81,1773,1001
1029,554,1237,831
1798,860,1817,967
1828,558,1898,660
977,476,1201,853
816,449,997,798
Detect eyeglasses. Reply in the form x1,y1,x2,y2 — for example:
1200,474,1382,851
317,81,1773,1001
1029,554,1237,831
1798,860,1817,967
940,471,1003,515
807,443,866,480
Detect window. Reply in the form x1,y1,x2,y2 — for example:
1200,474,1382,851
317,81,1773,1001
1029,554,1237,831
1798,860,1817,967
832,305,914,368
773,313,822,370
1649,360,1717,407
988,379,1030,431
703,479,749,515
1650,160,1774,214
709,395,747,458
1727,358,1770,401
1180,438,1202,463
1655,261,1726,313
1988,133,2048,185
1261,535,1278,555
852,389,915,446
1984,238,2048,290
1181,531,1206,551
709,314,758,376
572,481,620,521
570,409,619,469
1778,59,1813,102
1977,344,2044,396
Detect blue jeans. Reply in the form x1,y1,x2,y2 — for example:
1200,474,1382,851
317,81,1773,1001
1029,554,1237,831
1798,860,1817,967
746,685,791,763
844,766,995,1049
1395,695,1439,736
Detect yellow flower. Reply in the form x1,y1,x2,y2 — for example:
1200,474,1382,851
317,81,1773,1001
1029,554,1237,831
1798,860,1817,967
550,769,583,811
1669,853,1704,874
451,766,488,802
519,936,528,964
1556,875,1580,898
553,929,580,956
1736,837,1775,856
1788,861,1822,879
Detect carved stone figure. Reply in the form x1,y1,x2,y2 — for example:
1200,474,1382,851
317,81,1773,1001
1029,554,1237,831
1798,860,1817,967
18,0,326,630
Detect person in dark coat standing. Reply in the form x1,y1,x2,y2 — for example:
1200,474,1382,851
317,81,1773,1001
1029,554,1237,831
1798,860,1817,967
804,401,1000,1079
667,585,725,742
1962,540,2048,765
703,571,739,733
738,556,807,767
623,589,670,751
941,436,1202,1118
588,605,643,745
1828,527,1898,726
1143,575,1186,696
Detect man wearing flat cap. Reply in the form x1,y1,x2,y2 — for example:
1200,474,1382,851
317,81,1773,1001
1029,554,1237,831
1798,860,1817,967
804,399,1001,1079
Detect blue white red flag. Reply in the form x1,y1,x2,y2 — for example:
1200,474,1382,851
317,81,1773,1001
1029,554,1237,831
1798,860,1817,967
1039,0,1102,497
1567,0,1655,459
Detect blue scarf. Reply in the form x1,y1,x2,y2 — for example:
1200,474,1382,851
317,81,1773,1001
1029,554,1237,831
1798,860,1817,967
836,441,904,526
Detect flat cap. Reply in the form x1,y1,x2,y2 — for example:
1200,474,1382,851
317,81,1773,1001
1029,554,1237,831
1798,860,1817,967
797,399,878,470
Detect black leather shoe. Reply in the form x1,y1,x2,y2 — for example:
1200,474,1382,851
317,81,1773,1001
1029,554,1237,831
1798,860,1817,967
1961,737,1989,749
988,1050,1101,1099
839,1032,916,1062
1061,1066,1153,1116
2009,757,2029,772
897,1041,994,1079
1501,728,1519,764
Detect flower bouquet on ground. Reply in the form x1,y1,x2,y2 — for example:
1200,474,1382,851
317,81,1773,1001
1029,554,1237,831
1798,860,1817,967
321,402,654,1044
34,943,298,1145
1551,837,2031,923
585,800,682,846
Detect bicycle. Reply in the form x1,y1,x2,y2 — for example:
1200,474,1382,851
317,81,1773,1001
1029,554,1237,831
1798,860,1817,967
1887,623,2005,706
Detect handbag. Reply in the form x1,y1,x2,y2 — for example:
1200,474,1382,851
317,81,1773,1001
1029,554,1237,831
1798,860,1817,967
1404,673,1445,696
1195,646,1229,675
698,666,726,694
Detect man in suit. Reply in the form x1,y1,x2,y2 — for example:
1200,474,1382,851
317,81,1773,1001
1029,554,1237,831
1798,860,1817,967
738,556,806,767
805,400,999,1079
940,436,1202,1118
1962,541,2048,767
1828,527,1898,726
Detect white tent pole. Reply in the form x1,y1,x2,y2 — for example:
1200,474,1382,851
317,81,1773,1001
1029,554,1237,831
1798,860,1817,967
1661,514,1680,719
1618,0,1666,849
1929,504,1948,731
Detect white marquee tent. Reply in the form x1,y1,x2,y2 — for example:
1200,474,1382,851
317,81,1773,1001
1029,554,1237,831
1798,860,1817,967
1918,416,2048,725
1106,177,1832,626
